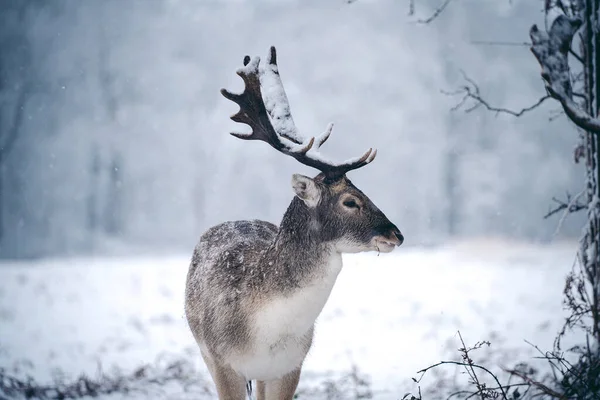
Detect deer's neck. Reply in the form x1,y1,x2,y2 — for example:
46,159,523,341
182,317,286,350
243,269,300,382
264,198,340,293
276,198,322,251
245,198,341,351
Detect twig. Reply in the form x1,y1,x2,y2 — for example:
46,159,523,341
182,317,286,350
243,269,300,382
505,368,569,399
457,332,486,400
569,48,584,64
416,361,508,399
544,192,587,219
417,0,453,24
551,189,586,236
522,339,579,383
443,72,551,117
471,40,531,47
549,108,566,121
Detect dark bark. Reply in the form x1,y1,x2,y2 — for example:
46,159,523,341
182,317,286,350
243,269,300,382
581,0,600,342
591,0,600,342
530,15,600,134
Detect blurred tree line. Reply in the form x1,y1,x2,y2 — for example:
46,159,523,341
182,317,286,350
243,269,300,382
0,0,585,258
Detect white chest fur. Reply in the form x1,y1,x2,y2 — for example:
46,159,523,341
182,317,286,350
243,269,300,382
230,252,343,380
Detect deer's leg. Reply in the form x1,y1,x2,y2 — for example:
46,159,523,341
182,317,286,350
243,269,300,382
256,380,266,400
263,368,302,400
201,351,246,400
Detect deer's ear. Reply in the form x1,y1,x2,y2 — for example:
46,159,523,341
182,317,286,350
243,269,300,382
291,174,321,208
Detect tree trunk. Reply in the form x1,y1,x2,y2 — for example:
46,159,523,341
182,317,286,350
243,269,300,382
104,152,122,235
86,146,101,251
0,154,4,241
592,0,600,341
577,0,600,342
444,149,459,236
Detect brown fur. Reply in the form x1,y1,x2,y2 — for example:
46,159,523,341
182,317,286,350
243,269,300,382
191,46,404,399
256,369,302,400
185,174,403,399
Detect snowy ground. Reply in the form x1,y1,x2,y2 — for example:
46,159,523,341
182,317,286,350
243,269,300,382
0,239,581,398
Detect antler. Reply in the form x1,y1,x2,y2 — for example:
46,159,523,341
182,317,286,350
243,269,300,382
220,46,377,180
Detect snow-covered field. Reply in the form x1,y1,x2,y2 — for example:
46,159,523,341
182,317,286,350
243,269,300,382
0,239,581,398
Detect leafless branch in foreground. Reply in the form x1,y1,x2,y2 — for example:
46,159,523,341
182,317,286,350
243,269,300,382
410,331,514,399
504,368,569,400
407,329,598,399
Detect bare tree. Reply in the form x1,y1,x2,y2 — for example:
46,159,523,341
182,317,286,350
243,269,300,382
88,0,124,244
0,83,31,241
409,0,600,347
0,2,36,242
528,0,600,347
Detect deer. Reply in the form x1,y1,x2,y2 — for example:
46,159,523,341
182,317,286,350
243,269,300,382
185,46,403,400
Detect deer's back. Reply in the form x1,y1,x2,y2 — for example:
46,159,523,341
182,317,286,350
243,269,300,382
185,220,278,358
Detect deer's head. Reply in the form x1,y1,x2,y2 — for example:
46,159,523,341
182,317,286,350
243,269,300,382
291,173,402,253
221,47,403,253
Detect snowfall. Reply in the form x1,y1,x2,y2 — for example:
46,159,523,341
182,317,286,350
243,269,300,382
0,239,584,399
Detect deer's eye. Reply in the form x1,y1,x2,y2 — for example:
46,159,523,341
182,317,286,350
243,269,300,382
343,199,360,209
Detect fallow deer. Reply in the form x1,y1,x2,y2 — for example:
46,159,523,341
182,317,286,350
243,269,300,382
185,46,403,400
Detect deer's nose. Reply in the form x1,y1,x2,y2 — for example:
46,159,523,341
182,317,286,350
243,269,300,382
376,223,404,246
393,229,404,246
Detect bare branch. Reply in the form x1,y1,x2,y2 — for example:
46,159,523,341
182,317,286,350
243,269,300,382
556,95,600,133
551,189,586,236
416,361,508,399
444,72,551,117
413,331,509,400
471,40,531,47
543,192,587,219
569,48,584,63
416,0,453,24
457,331,488,400
530,16,600,134
548,107,566,121
504,368,569,399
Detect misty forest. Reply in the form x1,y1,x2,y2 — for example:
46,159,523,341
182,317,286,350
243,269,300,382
1,0,599,399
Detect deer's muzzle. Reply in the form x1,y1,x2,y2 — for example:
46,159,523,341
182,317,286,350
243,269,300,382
372,223,403,250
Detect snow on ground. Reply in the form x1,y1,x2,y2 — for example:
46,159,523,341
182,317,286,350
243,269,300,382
0,239,581,398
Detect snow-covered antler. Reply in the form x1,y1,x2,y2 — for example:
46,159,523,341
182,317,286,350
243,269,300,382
220,46,377,179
